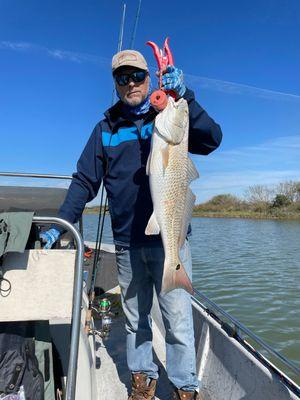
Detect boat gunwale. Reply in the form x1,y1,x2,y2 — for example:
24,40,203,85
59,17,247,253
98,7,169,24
191,291,300,396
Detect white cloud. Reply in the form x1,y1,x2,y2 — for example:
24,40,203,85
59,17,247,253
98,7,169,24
190,135,300,202
0,40,108,66
0,41,32,51
184,74,300,103
2,40,300,102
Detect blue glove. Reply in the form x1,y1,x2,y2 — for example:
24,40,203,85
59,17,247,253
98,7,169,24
161,65,186,98
40,228,61,249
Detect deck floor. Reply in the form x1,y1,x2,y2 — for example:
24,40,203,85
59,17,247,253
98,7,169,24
95,313,173,400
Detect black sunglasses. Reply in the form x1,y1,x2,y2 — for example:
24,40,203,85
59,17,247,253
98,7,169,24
114,70,148,86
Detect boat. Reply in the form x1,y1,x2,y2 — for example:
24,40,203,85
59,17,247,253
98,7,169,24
0,172,299,400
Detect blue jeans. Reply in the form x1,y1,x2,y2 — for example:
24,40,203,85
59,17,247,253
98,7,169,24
115,240,199,391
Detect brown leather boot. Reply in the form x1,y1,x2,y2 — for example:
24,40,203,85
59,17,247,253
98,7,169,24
128,372,157,400
172,388,205,400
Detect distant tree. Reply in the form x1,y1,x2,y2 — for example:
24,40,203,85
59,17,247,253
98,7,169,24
196,193,244,212
272,194,292,208
294,182,300,202
244,185,273,204
208,194,240,206
275,181,298,202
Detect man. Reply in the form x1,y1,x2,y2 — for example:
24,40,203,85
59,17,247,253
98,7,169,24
41,50,222,400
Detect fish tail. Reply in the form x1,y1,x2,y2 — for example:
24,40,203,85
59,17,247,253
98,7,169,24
161,259,194,295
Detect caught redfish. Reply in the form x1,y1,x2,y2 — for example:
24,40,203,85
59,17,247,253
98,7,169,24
145,97,199,294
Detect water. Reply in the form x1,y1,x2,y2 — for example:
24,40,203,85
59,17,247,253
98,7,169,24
83,215,300,383
189,218,300,384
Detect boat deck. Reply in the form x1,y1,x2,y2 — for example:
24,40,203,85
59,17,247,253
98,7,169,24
95,310,173,399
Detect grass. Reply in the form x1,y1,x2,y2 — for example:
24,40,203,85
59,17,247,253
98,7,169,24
84,202,300,220
192,209,300,220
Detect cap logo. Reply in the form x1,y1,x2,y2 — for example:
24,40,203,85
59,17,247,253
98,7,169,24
117,53,138,65
112,50,148,72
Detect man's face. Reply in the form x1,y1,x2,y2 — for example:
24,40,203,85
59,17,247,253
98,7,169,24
114,66,150,107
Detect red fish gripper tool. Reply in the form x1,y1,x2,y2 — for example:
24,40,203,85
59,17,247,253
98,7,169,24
146,37,177,111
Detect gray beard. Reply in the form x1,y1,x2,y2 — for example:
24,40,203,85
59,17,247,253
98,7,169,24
123,98,142,107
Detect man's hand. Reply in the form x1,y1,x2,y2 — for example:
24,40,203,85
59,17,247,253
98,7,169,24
161,65,186,98
39,228,61,249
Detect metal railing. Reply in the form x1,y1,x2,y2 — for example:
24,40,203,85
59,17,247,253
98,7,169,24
192,287,300,378
33,216,84,400
0,172,73,180
0,171,84,234
1,173,86,398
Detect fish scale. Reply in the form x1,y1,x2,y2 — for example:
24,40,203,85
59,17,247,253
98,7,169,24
145,97,199,294
164,145,188,259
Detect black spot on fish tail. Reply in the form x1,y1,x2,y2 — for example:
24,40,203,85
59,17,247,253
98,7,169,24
162,263,194,295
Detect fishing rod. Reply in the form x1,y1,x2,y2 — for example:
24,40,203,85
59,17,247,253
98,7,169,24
88,3,127,309
129,0,142,49
111,3,127,105
89,0,144,304
88,1,144,332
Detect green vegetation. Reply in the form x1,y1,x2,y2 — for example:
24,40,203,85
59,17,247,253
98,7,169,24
84,181,300,220
193,181,300,219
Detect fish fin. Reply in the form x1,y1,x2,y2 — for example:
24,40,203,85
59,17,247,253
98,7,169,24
161,145,170,172
155,98,188,145
161,260,193,295
145,212,160,235
179,188,196,248
146,152,151,176
187,157,199,183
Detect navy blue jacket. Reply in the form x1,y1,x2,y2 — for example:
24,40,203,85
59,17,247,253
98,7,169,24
58,88,222,246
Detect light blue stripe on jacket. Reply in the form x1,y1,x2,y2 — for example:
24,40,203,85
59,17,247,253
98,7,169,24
102,122,153,147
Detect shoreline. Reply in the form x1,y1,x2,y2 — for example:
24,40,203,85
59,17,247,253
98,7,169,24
192,211,300,220
192,213,300,220
84,208,300,221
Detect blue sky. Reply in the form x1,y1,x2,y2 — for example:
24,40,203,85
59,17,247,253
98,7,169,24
0,0,299,203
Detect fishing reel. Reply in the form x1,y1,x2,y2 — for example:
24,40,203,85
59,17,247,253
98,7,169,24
90,297,116,340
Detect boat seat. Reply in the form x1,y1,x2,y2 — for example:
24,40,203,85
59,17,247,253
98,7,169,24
0,249,76,322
